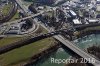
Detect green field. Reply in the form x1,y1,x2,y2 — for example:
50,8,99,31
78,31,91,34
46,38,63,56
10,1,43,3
2,3,12,15
96,11,100,14
1,3,20,22
0,38,56,66
0,37,22,47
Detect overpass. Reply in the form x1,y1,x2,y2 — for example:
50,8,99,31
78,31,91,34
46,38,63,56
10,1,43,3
14,0,29,14
54,35,100,66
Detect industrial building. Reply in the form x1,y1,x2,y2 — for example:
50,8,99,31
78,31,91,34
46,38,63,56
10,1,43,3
73,19,82,25
96,0,100,4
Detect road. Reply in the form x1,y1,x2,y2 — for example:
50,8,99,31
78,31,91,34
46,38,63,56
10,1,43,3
0,11,45,26
14,0,29,14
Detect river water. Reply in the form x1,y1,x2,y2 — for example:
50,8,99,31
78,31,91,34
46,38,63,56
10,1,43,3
32,34,100,66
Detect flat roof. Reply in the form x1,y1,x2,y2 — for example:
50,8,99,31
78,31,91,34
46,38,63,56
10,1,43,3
97,0,100,1
88,19,99,22
70,10,77,16
73,19,82,24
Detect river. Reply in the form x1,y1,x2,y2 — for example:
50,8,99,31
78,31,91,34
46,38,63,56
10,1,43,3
32,34,100,66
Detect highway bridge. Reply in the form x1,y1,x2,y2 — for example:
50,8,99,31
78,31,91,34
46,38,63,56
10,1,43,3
54,35,100,66
38,19,100,66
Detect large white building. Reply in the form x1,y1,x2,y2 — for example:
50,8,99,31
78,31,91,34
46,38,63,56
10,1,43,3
73,19,82,25
97,0,100,4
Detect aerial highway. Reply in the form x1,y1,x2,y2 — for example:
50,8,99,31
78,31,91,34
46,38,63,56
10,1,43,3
0,0,100,66
15,0,30,14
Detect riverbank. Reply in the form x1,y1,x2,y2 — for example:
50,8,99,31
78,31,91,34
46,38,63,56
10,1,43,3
0,38,57,66
73,26,100,39
24,41,60,66
87,45,100,60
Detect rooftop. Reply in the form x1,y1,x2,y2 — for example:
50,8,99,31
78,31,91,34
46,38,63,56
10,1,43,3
73,19,82,24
